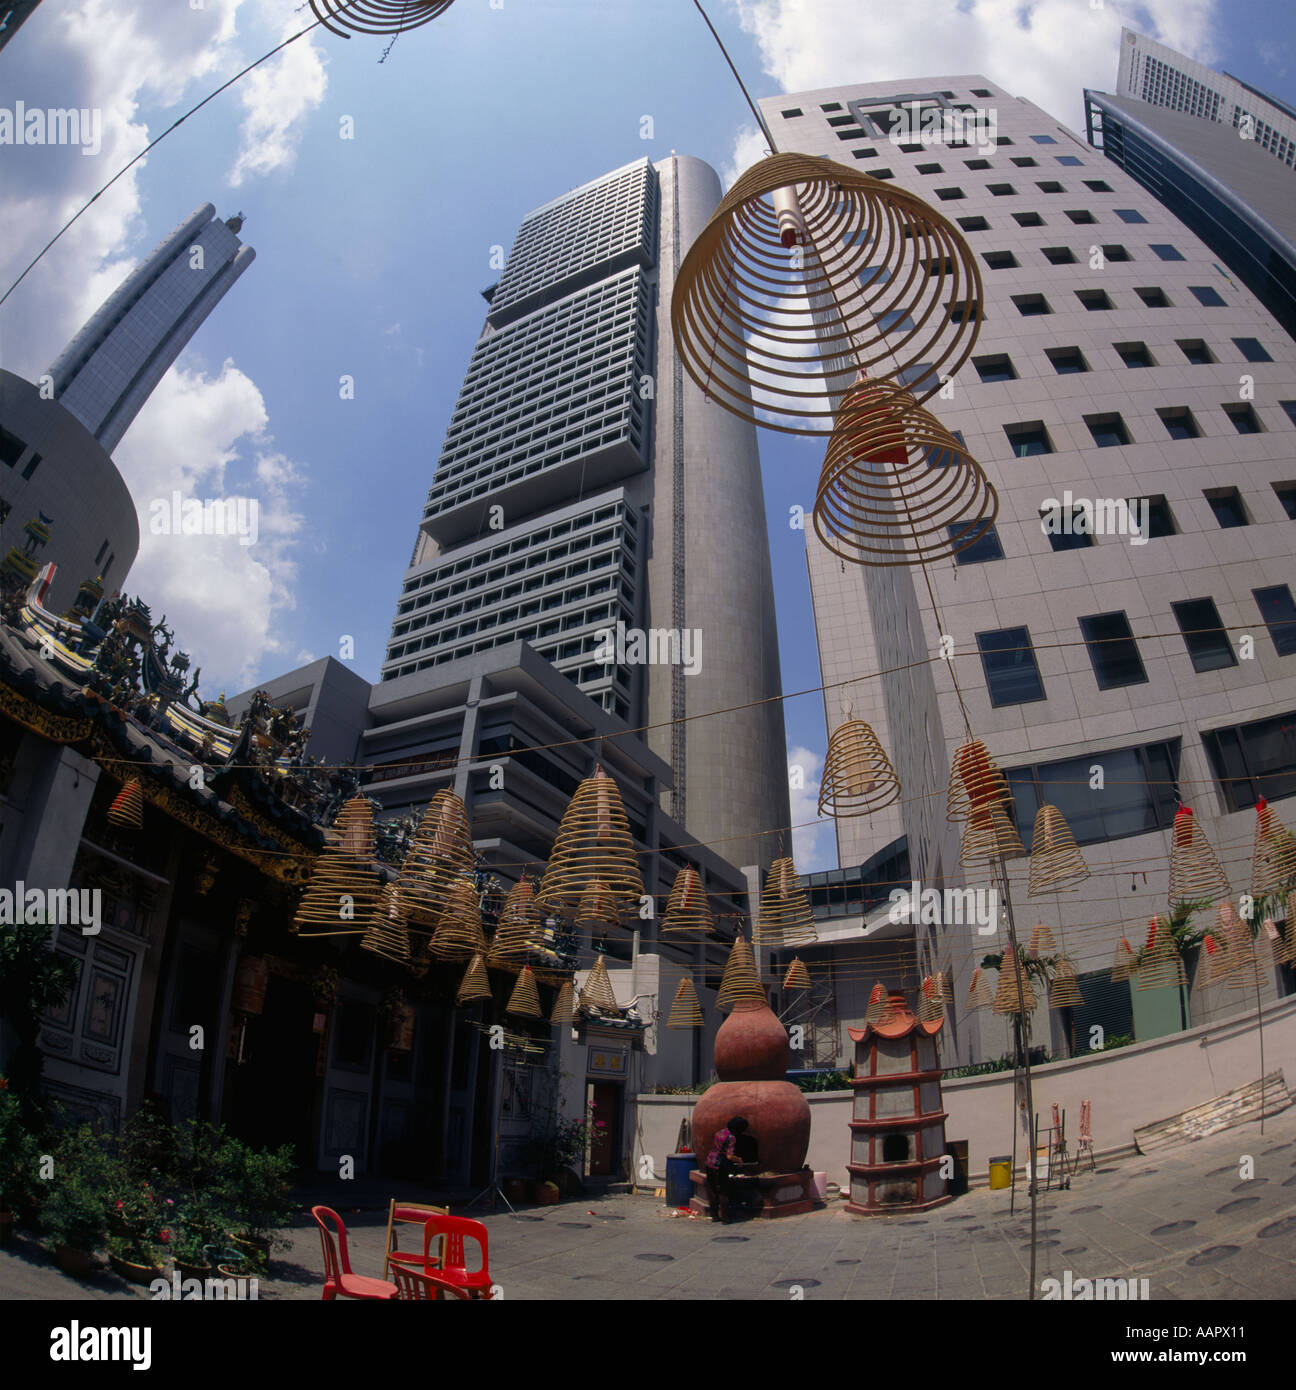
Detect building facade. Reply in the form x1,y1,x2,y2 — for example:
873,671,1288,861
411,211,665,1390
0,1,42,54
761,77,1296,1067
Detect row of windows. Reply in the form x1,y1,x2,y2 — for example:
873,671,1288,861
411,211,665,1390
981,241,1193,268
973,336,1277,383
993,398,1287,458
977,590,1296,710
1009,283,1224,314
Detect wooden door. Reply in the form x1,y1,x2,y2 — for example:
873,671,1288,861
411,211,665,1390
587,1081,620,1176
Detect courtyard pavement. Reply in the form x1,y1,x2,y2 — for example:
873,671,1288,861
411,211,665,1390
2,1107,1293,1301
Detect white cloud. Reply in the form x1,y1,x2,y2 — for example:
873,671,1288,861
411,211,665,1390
227,15,329,187
787,743,834,870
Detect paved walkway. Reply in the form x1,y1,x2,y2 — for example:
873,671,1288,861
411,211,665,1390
3,1110,1293,1300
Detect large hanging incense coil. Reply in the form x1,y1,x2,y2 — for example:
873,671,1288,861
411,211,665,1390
817,716,902,816
671,152,983,435
505,965,542,1019
992,956,1037,1015
864,981,889,1024
1027,805,1091,897
947,738,1013,824
488,877,544,964
107,778,144,830
666,977,704,1029
576,879,623,931
1251,797,1296,897
936,970,952,1004
715,937,766,1012
1167,805,1230,906
536,765,644,915
755,857,818,951
782,958,812,992
361,884,411,964
660,867,716,937
1137,916,1187,991
293,800,383,935
579,955,622,1016
959,804,1026,866
964,968,993,1013
1048,958,1083,1009
328,795,377,856
1221,913,1265,991
1111,938,1136,982
427,877,487,960
812,379,998,567
308,0,455,37
1280,894,1296,965
549,979,576,1026
1198,933,1228,987
917,975,944,1024
396,791,476,926
1027,924,1058,958
456,953,492,1006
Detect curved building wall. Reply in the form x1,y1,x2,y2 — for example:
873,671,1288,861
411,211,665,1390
646,155,790,874
0,370,140,609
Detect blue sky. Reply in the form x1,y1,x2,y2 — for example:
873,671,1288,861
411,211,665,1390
1,0,1293,869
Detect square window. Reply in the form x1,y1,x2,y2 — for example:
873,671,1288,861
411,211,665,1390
1128,495,1176,538
1037,180,1065,193
1158,406,1199,439
1056,155,1083,166
859,265,892,286
924,430,967,469
987,183,1016,196
1136,286,1171,307
1040,503,1094,551
1149,243,1185,261
827,113,857,126
948,521,1004,564
947,298,981,325
1173,598,1236,672
1012,293,1050,316
957,215,989,231
1282,401,1296,426
1010,156,1039,167
1083,179,1113,192
935,186,966,201
1076,289,1114,311
870,168,896,180
1013,211,1046,227
1178,338,1213,363
878,310,915,333
1080,612,1148,689
1190,285,1227,306
1084,412,1130,447
781,108,804,118
974,353,1016,383
981,250,1019,269
964,158,991,170
1004,421,1053,456
993,136,1014,146
1065,209,1097,224
1046,346,1088,374
977,627,1046,706
1223,403,1263,434
1042,246,1077,265
971,88,993,98
1271,483,1296,520
916,162,944,174
1102,244,1132,262
896,142,924,154
1205,487,1249,528
1031,135,1057,144
1114,209,1148,223
1233,337,1272,362
1254,586,1296,656
852,147,879,159
1115,341,1154,367
820,102,842,112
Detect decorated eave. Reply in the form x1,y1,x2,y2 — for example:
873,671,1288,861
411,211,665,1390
848,999,944,1042
0,591,323,886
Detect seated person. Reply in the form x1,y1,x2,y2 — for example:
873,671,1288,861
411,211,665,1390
705,1115,752,1223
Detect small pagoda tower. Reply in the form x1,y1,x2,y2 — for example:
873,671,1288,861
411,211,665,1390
846,990,950,1215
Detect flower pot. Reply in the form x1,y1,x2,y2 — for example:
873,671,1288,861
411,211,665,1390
230,1233,270,1268
55,1245,95,1279
174,1258,211,1282
503,1179,529,1206
531,1181,560,1206
216,1264,255,1297
109,1252,163,1285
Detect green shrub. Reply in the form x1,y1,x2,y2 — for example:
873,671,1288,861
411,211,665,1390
40,1126,116,1254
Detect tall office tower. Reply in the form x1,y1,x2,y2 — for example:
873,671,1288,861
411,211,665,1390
1116,27,1296,170
762,80,1296,1064
0,2,43,54
383,156,788,871
46,204,254,454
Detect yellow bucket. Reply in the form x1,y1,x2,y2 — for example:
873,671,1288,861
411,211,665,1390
988,1156,1012,1189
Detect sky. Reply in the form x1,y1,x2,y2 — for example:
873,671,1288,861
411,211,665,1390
1,0,1293,872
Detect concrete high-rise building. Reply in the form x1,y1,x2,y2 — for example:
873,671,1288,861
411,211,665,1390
761,78,1296,1066
383,156,789,871
0,2,43,54
46,203,254,454
1115,27,1296,171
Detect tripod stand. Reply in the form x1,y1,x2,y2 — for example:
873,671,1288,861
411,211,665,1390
466,1046,518,1216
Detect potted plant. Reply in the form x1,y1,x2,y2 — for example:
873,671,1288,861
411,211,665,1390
106,1174,172,1284
0,1078,41,1247
41,1126,113,1277
215,1136,295,1270
171,1193,223,1280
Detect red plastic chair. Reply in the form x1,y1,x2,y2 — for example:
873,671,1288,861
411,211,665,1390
422,1215,493,1299
312,1205,399,1301
391,1265,473,1301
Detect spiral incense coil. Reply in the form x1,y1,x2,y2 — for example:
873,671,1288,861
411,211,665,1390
1137,916,1186,991
505,965,542,1019
428,877,487,960
813,379,999,567
396,790,476,926
576,879,623,931
361,883,411,964
1251,796,1296,898
661,867,716,937
715,937,766,1012
308,0,455,37
107,778,144,830
1222,912,1267,991
1027,924,1058,958
666,977,704,1029
671,152,984,435
959,804,1026,866
1048,958,1083,1009
946,738,1014,824
536,764,644,915
1280,894,1296,965
1111,937,1136,982
579,955,622,1016
817,716,902,816
1027,804,1091,897
549,979,576,1026
294,799,383,934
329,795,377,856
755,857,818,951
1197,933,1226,987
1167,805,1230,906
489,877,544,964
782,957,812,991
935,969,952,1004
917,975,944,1024
965,968,993,1013
992,956,1037,1015
456,952,492,1006
864,981,889,1024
